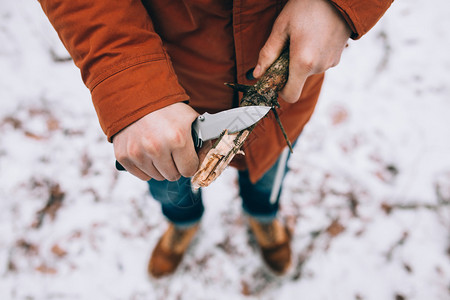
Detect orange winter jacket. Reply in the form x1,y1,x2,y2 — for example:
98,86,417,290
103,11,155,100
39,0,392,182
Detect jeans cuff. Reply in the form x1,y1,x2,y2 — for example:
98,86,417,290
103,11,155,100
167,217,202,229
242,206,277,223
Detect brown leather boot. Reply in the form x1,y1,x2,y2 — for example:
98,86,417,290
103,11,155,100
148,223,199,278
249,217,292,274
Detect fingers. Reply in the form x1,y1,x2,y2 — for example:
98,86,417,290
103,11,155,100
172,145,199,178
279,49,312,103
253,0,352,104
152,153,181,181
118,151,182,182
253,14,308,103
120,164,152,181
115,136,175,181
253,22,288,78
160,124,199,179
115,126,199,181
125,144,200,182
116,158,163,181
133,133,185,181
113,102,202,182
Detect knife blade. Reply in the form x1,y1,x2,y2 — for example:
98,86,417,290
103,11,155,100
191,105,271,148
116,105,271,171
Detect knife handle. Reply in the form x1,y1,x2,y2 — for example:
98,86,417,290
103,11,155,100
115,122,200,172
116,160,126,171
191,122,203,149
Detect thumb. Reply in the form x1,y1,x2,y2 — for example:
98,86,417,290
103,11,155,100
253,28,288,78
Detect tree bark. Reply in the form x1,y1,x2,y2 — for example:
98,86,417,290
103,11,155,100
191,49,290,189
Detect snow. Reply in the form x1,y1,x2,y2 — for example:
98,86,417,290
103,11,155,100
1,0,449,299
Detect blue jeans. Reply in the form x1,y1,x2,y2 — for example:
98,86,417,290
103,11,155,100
148,148,291,227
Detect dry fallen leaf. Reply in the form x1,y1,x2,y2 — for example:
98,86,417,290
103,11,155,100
35,264,57,274
33,183,65,228
330,105,349,126
326,219,345,237
16,239,39,255
241,280,251,296
51,244,67,258
381,202,393,214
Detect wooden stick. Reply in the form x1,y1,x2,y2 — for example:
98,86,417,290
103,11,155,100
191,130,249,188
191,49,290,188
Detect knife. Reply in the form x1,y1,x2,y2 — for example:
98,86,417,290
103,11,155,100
116,105,271,171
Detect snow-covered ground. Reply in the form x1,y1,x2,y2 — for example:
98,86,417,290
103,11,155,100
0,0,449,299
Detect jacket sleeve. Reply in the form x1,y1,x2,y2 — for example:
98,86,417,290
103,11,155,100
330,0,393,39
38,0,189,141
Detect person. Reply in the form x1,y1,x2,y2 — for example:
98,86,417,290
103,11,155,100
39,0,392,277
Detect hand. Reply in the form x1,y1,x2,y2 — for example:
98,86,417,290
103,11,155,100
253,0,351,103
113,102,201,181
